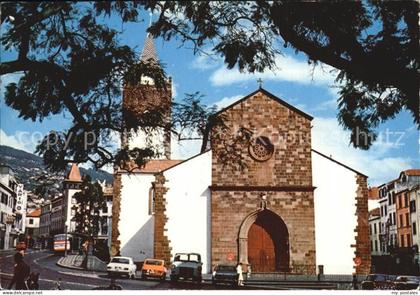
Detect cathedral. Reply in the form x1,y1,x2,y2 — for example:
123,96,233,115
111,34,371,275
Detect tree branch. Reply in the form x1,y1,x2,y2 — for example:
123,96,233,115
273,13,418,96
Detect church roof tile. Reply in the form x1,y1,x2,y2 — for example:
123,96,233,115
122,159,182,173
66,163,82,182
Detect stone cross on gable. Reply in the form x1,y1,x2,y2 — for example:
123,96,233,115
257,78,263,89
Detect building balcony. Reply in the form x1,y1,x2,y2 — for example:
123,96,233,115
9,228,20,235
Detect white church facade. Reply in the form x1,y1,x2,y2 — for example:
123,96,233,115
111,35,370,275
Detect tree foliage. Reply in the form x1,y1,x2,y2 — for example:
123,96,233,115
72,175,105,239
144,0,419,149
1,1,418,174
1,2,218,171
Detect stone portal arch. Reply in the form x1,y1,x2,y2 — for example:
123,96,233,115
238,209,289,272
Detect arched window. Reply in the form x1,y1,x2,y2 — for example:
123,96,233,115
148,183,156,215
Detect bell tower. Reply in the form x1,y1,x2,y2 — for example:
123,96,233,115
122,33,172,159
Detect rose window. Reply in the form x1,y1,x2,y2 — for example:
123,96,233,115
249,136,274,162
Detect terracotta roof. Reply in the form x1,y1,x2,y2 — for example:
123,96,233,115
140,34,158,63
121,160,182,173
403,169,420,176
369,208,380,217
368,187,379,200
66,163,82,182
27,208,41,217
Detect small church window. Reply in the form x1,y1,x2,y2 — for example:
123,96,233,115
149,184,156,215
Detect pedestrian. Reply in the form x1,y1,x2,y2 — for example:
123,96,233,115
55,278,62,290
247,264,252,280
8,252,30,290
352,274,358,290
236,262,244,286
27,273,39,290
107,278,122,290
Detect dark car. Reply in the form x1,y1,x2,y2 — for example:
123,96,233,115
212,265,239,286
361,274,394,290
170,253,203,283
393,276,420,290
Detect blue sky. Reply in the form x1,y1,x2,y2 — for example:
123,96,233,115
0,10,418,186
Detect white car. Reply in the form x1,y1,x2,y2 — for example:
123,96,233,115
107,256,137,279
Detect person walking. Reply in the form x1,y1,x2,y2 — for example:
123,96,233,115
236,262,244,286
8,252,30,290
54,278,62,290
352,274,358,290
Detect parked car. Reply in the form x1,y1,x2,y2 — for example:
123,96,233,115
32,242,41,250
170,253,202,283
107,256,137,279
141,259,167,280
212,264,238,286
393,276,420,290
16,241,27,251
361,274,394,290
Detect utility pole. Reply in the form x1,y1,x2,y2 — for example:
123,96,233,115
64,221,68,257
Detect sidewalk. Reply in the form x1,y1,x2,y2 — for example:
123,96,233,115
57,254,108,272
200,274,338,290
0,248,18,253
57,254,85,270
56,257,343,290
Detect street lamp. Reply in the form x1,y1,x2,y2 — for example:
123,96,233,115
64,221,69,257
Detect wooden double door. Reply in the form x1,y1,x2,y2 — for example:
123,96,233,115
247,211,289,272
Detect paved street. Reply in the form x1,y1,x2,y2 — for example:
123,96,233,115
0,250,250,290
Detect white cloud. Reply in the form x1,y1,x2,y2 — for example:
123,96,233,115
172,82,178,99
190,54,221,71
312,117,414,186
0,129,34,152
310,97,337,112
0,73,22,99
171,136,202,159
100,163,115,174
210,54,336,87
77,162,92,170
212,94,244,110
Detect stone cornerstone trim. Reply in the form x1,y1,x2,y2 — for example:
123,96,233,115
353,174,371,274
111,171,122,256
153,173,172,266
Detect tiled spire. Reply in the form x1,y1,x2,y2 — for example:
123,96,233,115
140,33,158,63
66,163,82,182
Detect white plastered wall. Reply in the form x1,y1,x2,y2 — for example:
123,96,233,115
312,151,359,274
119,173,155,262
163,150,212,273
65,188,80,232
